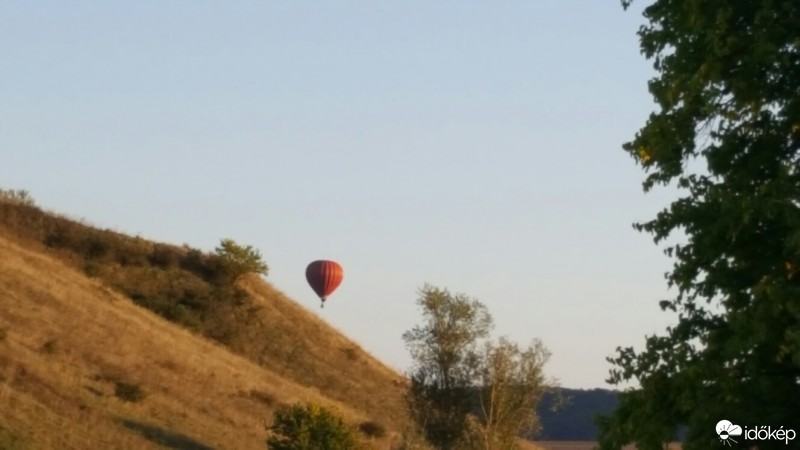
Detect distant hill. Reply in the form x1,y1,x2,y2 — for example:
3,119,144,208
536,388,619,440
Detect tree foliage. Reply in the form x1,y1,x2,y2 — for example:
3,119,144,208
403,285,552,450
403,284,492,450
266,403,358,450
213,238,269,281
0,188,35,207
475,338,551,450
599,1,800,449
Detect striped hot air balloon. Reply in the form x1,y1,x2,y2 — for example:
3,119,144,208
305,260,343,308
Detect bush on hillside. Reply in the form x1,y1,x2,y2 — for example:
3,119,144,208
114,381,145,402
0,188,35,207
0,426,25,450
358,420,386,438
0,199,266,345
0,198,406,447
214,238,269,282
149,244,182,268
266,403,358,450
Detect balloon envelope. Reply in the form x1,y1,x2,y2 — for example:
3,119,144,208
305,260,343,302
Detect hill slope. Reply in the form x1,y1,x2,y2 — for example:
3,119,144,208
0,200,551,450
0,200,415,449
0,233,400,448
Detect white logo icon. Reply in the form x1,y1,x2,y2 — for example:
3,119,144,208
716,420,743,446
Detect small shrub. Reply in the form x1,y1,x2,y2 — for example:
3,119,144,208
109,237,151,267
149,245,181,268
266,402,358,450
0,427,25,450
44,226,75,249
41,339,58,354
84,262,101,277
202,319,238,345
358,421,386,438
115,381,145,402
157,359,180,372
81,233,112,260
342,347,359,361
0,188,36,207
248,389,277,406
180,248,211,278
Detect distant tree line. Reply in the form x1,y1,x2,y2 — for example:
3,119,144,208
535,388,619,441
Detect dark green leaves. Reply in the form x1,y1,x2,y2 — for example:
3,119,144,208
600,1,800,448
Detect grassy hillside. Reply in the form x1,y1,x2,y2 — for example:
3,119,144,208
0,198,412,448
0,233,395,449
0,198,551,450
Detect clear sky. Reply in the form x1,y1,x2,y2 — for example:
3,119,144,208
1,1,681,389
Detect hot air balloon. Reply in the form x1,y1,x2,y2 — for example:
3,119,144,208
305,260,343,308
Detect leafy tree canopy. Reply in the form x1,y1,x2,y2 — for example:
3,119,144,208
214,238,269,281
599,1,800,449
403,285,492,450
403,285,552,450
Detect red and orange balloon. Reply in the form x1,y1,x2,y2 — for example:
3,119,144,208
305,260,343,308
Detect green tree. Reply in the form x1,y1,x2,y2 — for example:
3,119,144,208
266,403,358,450
599,1,800,449
213,238,269,282
403,284,493,450
403,285,552,450
475,338,551,450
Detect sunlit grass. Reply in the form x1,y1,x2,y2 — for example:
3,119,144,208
0,232,405,448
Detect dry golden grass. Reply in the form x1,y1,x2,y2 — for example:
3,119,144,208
0,200,412,438
532,442,682,450
0,201,583,450
0,234,404,449
236,276,410,426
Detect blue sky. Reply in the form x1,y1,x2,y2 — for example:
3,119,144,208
1,1,681,389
